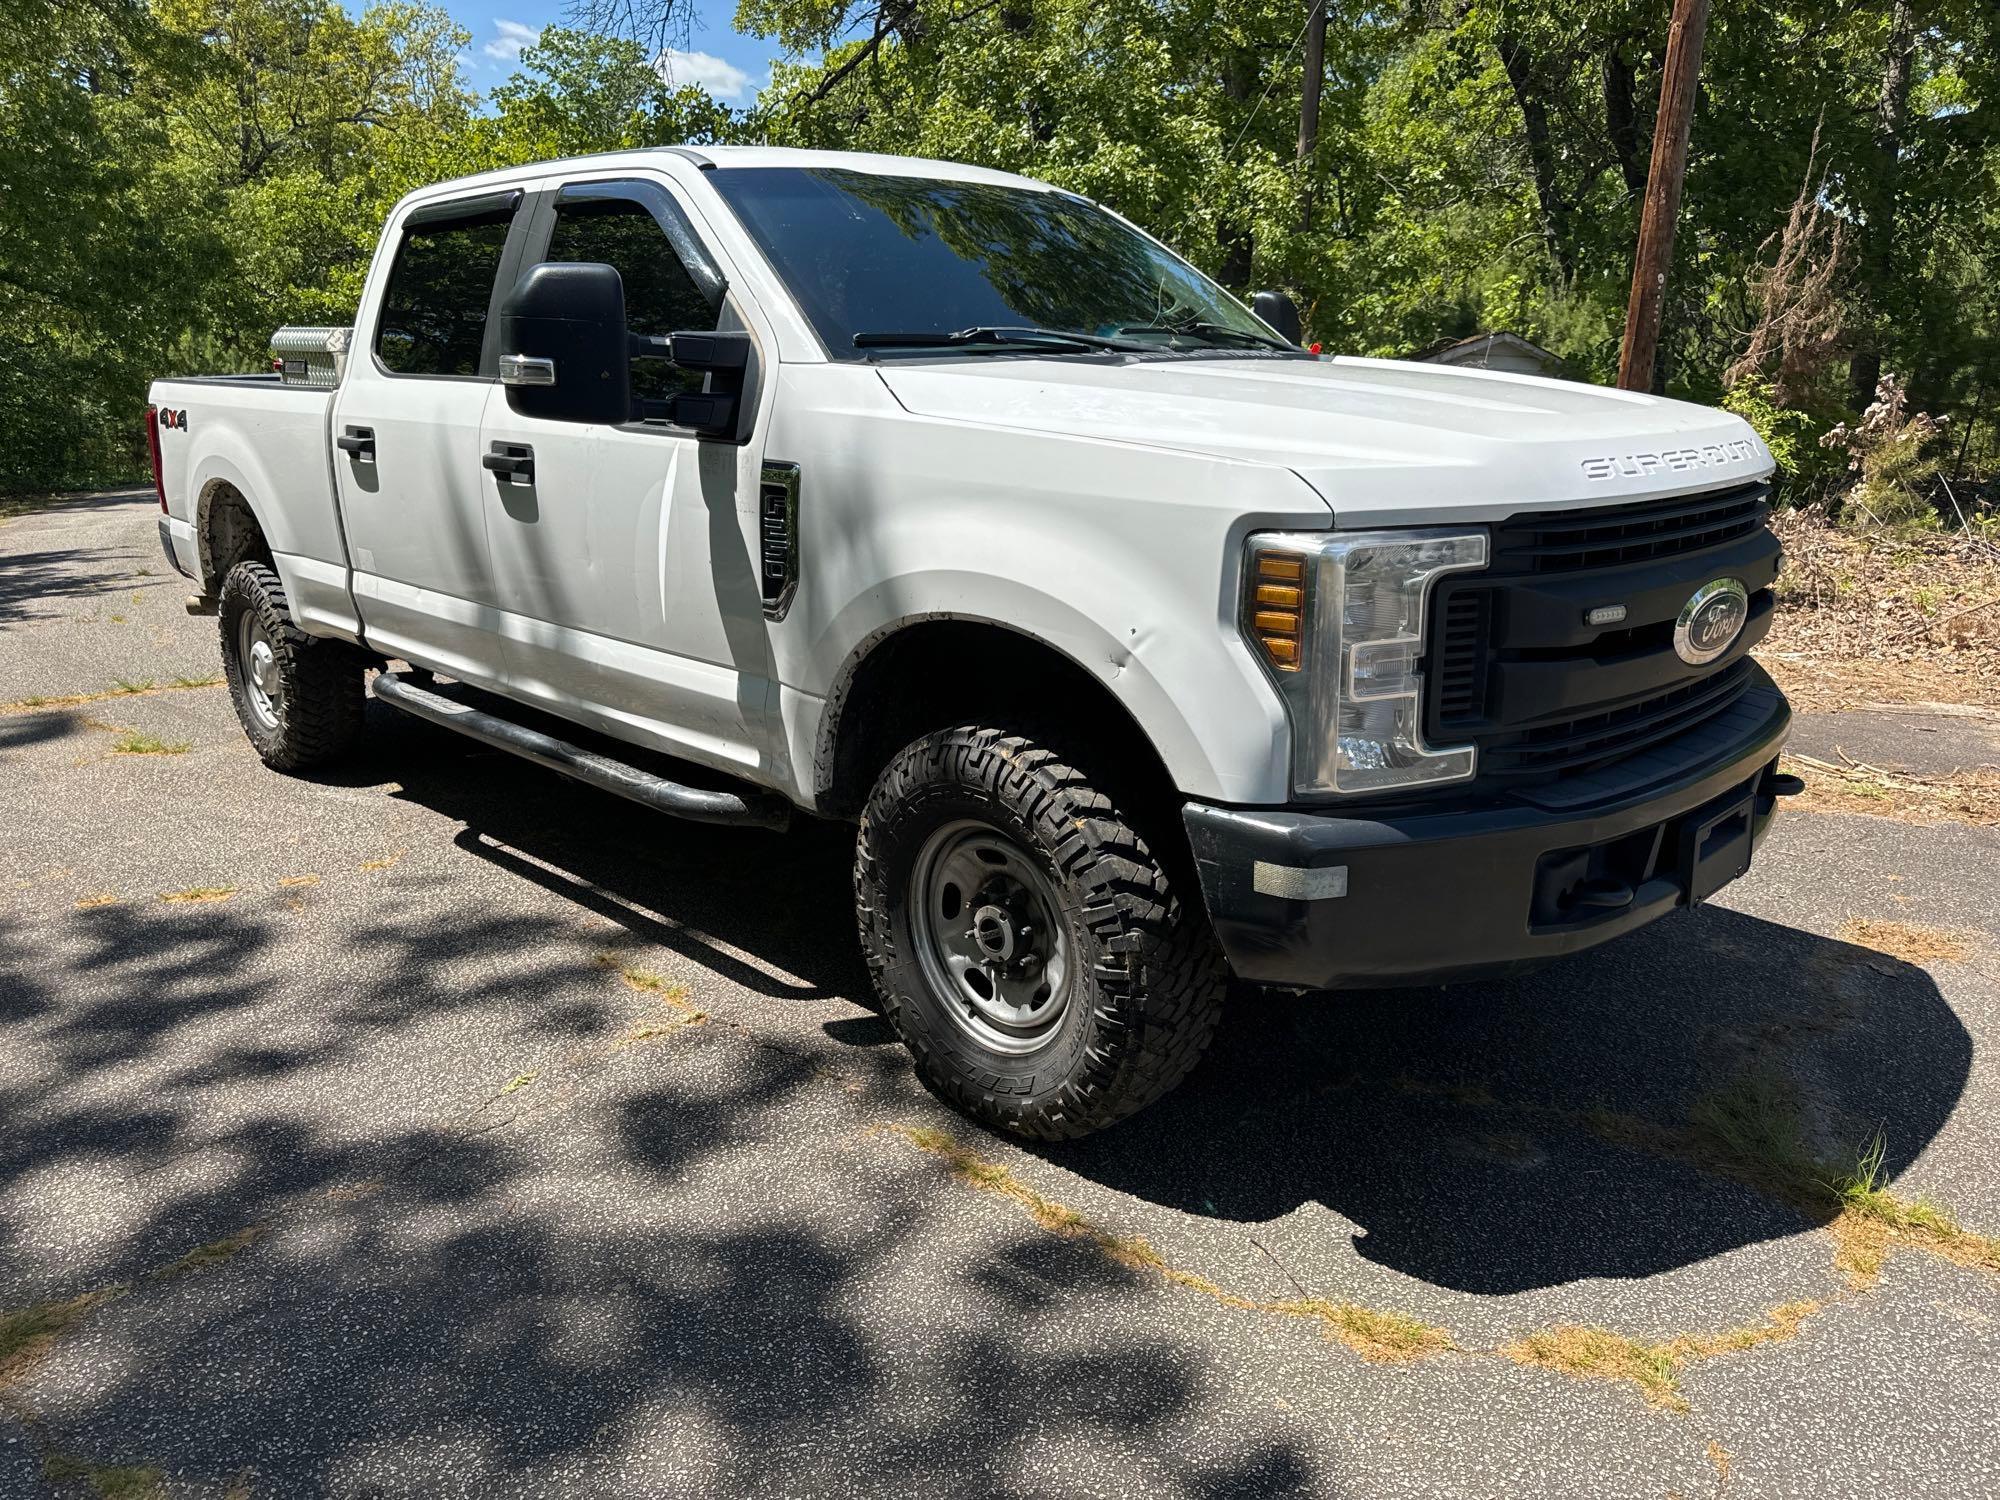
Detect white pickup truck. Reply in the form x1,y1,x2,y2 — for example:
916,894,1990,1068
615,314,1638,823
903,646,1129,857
148,146,1797,1138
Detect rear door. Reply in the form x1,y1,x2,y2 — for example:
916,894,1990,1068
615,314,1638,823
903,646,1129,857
334,187,536,687
478,176,776,780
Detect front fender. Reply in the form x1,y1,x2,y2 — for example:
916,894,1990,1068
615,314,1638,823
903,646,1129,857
806,564,1294,807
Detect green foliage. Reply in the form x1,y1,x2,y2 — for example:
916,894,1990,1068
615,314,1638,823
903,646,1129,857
1722,379,1844,503
0,5,745,495
484,27,734,162
1820,375,1949,531
744,0,2000,485
2,0,1997,501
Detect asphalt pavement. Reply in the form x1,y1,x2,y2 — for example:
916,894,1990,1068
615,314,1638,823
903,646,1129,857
2,492,1996,1498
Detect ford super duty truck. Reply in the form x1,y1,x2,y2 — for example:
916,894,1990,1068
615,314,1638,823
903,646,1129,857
147,146,1797,1139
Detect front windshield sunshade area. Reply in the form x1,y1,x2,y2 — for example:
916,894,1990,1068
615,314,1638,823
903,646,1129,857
706,167,1293,358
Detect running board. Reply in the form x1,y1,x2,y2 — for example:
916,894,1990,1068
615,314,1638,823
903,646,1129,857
371,672,791,831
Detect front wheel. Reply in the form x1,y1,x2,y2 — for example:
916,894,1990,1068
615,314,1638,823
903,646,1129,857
217,561,364,771
855,726,1226,1139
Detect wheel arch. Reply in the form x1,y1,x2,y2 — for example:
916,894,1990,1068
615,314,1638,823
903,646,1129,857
194,474,275,594
814,614,1196,837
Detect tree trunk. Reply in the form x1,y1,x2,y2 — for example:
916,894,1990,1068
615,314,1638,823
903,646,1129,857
1498,30,1576,282
1219,47,1258,287
1849,0,1916,412
1603,42,1646,199
1297,0,1327,229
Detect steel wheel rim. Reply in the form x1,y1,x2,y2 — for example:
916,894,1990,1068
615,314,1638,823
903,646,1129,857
237,609,282,732
910,818,1072,1055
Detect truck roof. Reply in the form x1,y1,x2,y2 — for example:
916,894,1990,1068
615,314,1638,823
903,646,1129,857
395,146,1058,216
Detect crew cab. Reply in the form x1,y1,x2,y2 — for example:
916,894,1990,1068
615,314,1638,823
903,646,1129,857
147,146,1795,1138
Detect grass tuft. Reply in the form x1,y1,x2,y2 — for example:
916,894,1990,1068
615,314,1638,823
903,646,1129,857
0,1288,127,1389
1505,1325,1687,1410
109,729,190,756
1706,1440,1734,1487
41,1453,163,1500
1,676,222,716
1684,1074,1820,1203
1836,917,1972,964
892,1124,1456,1360
1504,1303,1818,1411
108,678,155,696
74,892,119,909
154,1226,265,1281
595,953,703,1020
1822,1134,2000,1287
159,886,236,903
1274,1298,1459,1363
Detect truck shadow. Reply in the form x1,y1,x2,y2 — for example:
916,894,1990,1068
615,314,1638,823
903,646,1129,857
358,706,868,1004
364,707,1971,1296
1040,907,1970,1294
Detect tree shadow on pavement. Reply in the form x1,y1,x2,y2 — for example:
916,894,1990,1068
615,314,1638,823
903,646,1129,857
0,891,1316,1496
362,705,1973,1297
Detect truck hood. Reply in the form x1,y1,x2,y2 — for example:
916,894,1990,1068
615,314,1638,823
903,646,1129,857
876,354,1773,527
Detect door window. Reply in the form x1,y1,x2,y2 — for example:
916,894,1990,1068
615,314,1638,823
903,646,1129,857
545,198,721,419
375,208,516,377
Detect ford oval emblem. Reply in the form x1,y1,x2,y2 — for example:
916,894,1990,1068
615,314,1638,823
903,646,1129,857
1674,578,1749,665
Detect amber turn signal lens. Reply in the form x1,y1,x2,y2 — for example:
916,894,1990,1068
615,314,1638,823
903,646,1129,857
1247,549,1307,671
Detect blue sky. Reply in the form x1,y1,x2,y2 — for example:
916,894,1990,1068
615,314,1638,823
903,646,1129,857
444,0,790,105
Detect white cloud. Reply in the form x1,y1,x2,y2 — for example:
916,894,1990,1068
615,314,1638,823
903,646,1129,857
656,47,751,100
483,19,537,63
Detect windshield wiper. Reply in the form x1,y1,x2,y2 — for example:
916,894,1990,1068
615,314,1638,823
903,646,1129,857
1117,320,1298,353
853,325,1147,354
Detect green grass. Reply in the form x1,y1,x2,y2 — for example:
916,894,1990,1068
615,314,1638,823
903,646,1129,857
42,1453,163,1499
109,729,190,755
0,1289,125,1387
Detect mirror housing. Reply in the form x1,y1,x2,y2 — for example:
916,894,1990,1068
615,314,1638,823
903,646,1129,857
1251,289,1303,347
497,262,630,424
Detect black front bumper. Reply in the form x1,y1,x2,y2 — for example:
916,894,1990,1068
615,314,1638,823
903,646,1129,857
1182,670,1792,990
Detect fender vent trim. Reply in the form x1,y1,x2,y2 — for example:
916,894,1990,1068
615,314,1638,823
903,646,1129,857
759,461,800,620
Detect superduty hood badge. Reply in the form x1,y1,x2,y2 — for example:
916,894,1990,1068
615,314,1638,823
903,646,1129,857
1581,439,1758,482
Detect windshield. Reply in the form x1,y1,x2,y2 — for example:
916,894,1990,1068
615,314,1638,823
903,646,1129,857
706,167,1291,358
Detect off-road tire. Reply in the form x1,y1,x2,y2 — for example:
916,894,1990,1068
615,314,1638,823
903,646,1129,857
217,561,364,771
855,725,1227,1139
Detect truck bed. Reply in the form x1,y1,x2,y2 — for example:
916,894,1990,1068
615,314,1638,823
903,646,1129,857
149,373,350,638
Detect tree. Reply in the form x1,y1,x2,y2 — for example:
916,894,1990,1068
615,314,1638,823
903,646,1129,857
483,26,735,164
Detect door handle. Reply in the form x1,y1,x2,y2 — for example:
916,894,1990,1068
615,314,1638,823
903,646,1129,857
336,426,375,459
482,442,534,482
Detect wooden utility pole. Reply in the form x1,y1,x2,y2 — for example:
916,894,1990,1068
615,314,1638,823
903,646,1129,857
1297,0,1328,229
1616,0,1711,391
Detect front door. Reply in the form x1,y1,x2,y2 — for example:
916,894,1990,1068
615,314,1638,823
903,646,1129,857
334,187,537,688
479,178,774,781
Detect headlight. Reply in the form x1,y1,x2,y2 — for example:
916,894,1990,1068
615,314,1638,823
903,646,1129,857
1242,528,1489,795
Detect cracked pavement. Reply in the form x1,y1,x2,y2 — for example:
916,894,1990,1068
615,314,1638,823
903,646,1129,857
2,492,1997,1498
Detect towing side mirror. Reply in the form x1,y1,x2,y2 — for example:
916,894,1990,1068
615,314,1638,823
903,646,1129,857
1251,289,1303,347
497,262,631,425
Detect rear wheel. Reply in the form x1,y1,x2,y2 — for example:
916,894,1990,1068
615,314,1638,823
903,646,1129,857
855,725,1226,1139
218,561,364,771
